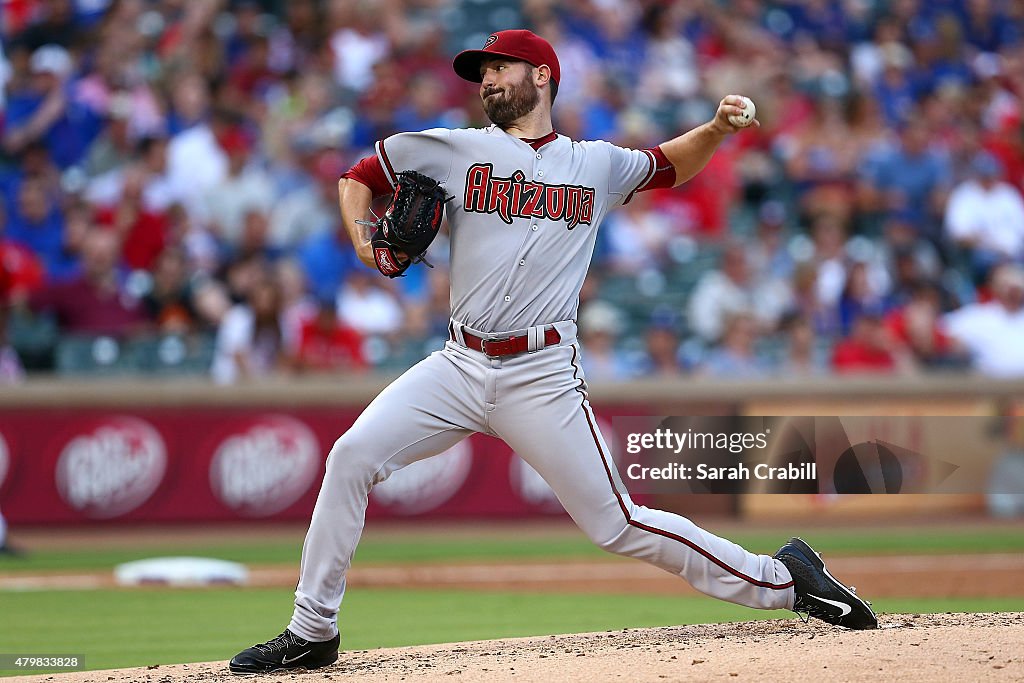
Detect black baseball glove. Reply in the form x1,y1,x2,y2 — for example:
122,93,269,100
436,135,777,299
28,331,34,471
361,170,448,278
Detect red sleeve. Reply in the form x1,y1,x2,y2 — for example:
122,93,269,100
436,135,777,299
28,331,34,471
638,146,676,192
342,155,393,198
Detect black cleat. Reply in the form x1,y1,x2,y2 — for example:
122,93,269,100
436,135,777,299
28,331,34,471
774,537,878,630
229,629,339,674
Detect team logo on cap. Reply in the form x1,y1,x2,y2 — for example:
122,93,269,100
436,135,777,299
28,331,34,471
484,34,498,48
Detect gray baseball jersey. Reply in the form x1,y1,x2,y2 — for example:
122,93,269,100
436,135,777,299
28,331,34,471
375,126,656,332
288,127,796,643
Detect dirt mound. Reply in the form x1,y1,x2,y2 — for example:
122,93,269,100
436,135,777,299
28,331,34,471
7,613,1023,682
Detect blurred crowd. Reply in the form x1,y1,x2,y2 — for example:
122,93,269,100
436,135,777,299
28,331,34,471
1,0,1024,384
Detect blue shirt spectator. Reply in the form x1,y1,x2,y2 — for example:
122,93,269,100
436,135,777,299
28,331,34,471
3,45,103,169
3,175,77,281
869,125,952,232
297,228,358,302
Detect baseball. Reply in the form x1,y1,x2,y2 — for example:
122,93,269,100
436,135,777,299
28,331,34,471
728,96,756,128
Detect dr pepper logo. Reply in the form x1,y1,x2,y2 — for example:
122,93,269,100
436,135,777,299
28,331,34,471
371,440,473,515
209,415,320,516
55,417,167,518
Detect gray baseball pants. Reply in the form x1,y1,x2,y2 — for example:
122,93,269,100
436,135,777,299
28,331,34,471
289,320,795,641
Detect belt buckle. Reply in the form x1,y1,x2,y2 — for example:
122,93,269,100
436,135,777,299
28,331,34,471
481,336,513,357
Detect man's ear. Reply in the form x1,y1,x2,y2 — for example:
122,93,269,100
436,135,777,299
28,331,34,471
535,64,551,88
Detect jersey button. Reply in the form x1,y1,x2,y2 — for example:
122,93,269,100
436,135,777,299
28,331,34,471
504,295,511,302
531,225,538,231
537,170,544,177
535,153,542,160
519,259,525,266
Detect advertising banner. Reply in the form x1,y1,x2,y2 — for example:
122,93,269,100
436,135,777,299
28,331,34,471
0,408,618,524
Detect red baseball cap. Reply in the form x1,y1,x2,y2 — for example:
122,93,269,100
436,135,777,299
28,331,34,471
453,30,560,85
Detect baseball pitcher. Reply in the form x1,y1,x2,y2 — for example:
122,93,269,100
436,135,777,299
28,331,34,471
230,29,876,675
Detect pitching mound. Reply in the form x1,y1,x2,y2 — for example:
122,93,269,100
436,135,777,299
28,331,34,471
8,613,1022,682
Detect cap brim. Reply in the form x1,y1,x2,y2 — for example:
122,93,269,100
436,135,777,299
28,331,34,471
453,49,531,83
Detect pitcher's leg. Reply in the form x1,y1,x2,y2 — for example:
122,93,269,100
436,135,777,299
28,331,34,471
289,351,483,641
491,346,794,611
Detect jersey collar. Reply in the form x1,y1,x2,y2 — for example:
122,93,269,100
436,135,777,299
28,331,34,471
488,125,559,151
519,130,558,150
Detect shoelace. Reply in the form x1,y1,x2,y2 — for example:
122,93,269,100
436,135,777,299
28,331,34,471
253,630,305,655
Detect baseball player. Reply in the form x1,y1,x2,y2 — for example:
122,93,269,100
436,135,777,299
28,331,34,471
231,30,876,675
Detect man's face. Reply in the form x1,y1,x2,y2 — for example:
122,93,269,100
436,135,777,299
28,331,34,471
479,59,540,126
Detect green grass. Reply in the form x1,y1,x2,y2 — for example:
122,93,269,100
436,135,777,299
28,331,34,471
2,588,1021,676
2,525,1023,573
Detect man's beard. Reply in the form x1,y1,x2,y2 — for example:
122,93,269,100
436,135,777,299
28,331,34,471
481,73,540,127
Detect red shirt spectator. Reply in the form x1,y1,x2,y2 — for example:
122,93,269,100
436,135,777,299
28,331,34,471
0,239,45,301
832,316,902,373
94,205,168,271
28,229,147,337
294,301,366,372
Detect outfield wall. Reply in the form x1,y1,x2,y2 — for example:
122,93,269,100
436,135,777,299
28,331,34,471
1,375,1020,525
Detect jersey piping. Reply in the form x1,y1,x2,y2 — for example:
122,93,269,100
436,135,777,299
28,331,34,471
568,344,795,591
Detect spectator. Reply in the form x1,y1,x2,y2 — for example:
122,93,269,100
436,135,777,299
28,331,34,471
943,264,1024,378
190,277,232,334
636,4,699,104
779,95,858,195
3,174,74,281
880,210,944,303
296,223,357,303
0,195,46,301
141,247,198,335
291,294,366,374
869,41,919,127
210,276,285,384
275,258,317,356
233,210,282,264
72,39,164,141
637,320,684,377
269,150,345,249
392,74,465,132
203,127,274,246
604,191,673,273
577,300,637,382
832,312,911,375
337,270,403,338
838,261,891,335
944,152,1024,285
165,83,229,223
885,281,963,369
328,0,392,95
12,0,82,50
688,242,786,343
748,200,794,282
405,266,452,341
777,313,828,377
81,94,138,179
27,228,147,338
93,165,169,271
2,44,102,169
865,121,952,239
699,313,769,379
